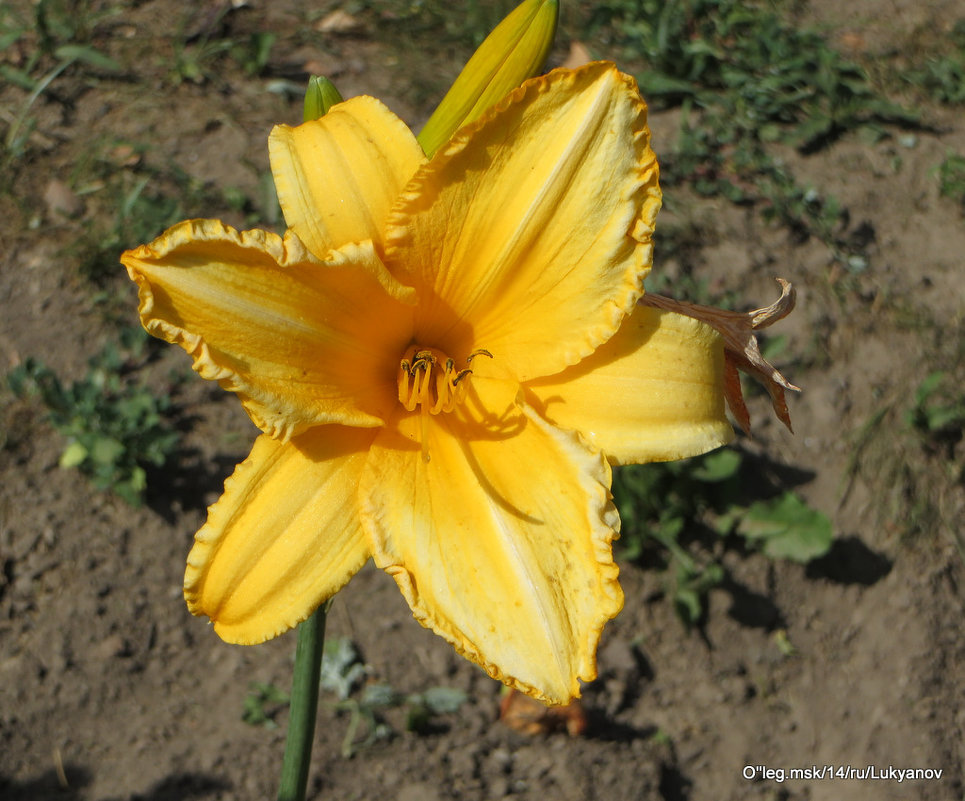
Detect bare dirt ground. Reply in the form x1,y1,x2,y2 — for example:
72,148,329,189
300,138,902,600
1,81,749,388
1,1,963,800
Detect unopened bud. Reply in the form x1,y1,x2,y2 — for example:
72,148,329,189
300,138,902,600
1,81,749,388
303,75,344,122
417,0,558,157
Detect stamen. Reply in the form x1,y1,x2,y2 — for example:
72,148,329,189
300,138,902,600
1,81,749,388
467,348,493,363
398,359,412,408
396,344,493,460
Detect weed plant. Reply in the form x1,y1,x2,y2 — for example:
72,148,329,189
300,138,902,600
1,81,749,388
906,372,965,468
613,448,831,626
937,153,965,209
241,637,469,755
171,7,276,87
326,651,468,752
905,19,965,105
842,318,965,560
6,329,180,506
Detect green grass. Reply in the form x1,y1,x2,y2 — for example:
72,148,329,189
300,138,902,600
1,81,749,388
578,0,916,266
74,166,207,285
937,153,965,209
584,0,914,140
906,371,965,466
0,0,121,162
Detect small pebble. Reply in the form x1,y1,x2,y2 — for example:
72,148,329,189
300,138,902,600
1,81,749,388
43,179,85,220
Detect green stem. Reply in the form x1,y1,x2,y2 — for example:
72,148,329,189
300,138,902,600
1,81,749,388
277,603,330,801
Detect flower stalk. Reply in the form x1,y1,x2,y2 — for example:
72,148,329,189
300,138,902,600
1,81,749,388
274,72,344,801
277,603,329,801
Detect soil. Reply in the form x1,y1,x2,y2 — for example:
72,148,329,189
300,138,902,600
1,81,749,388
1,2,963,801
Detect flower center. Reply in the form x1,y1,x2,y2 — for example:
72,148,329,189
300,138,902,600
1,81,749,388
397,345,492,462
397,345,491,414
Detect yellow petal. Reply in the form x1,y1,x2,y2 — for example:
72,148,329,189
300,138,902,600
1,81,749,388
417,0,558,157
122,219,416,440
527,305,734,465
359,390,623,705
269,96,426,257
384,62,661,383
185,426,374,644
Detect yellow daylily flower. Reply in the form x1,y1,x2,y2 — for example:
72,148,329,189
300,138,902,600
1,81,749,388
122,62,734,704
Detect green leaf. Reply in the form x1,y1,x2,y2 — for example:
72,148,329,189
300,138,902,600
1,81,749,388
53,44,121,72
90,436,125,465
320,637,367,700
737,492,832,562
0,31,24,52
242,681,289,728
925,404,965,432
112,477,143,507
405,704,431,733
773,629,796,657
674,587,703,625
421,686,468,715
360,683,398,708
914,371,945,405
690,448,741,482
636,70,697,98
0,64,38,91
59,440,88,468
129,465,147,493
241,31,274,75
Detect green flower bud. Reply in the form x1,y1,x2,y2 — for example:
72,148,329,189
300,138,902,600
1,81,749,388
417,0,558,157
303,76,345,122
